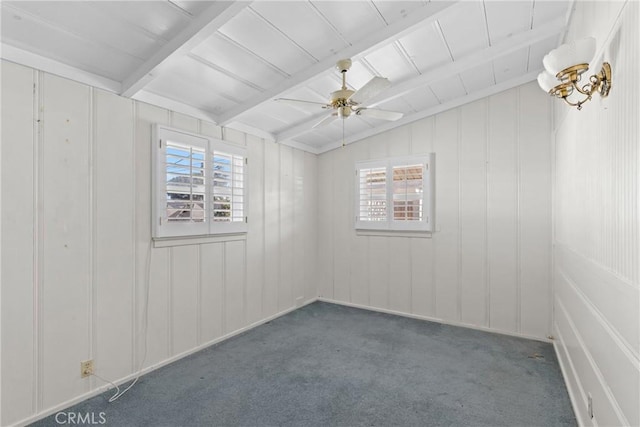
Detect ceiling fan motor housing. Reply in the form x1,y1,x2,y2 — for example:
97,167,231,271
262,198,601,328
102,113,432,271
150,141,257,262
330,89,355,105
331,89,355,119
276,58,403,128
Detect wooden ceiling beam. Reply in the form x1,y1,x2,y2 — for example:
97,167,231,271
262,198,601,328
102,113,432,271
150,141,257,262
216,1,463,125
274,18,565,144
120,1,251,98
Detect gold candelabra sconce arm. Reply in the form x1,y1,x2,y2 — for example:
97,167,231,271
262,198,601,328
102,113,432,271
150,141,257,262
547,62,612,110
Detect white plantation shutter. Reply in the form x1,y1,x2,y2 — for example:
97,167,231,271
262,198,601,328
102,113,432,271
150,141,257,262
355,155,435,232
231,154,245,222
210,142,247,234
212,152,233,221
356,161,388,230
153,125,247,238
165,142,206,224
392,163,424,223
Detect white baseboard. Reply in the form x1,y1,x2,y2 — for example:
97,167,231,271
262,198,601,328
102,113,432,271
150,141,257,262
553,326,586,427
317,297,552,343
13,298,318,427
16,296,555,427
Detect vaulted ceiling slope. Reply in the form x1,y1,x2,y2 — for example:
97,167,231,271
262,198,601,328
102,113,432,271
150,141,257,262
1,1,571,153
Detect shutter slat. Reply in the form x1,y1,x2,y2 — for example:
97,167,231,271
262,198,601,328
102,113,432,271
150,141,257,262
212,148,245,223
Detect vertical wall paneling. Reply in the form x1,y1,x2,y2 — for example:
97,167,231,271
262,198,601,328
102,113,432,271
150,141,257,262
515,91,521,335
170,112,199,136
199,243,224,344
167,114,199,356
0,65,2,427
94,90,135,383
292,148,305,304
1,60,319,426
221,127,245,145
317,149,334,299
278,145,294,312
303,152,318,301
199,123,226,339
224,240,246,334
367,133,388,159
246,135,265,323
1,62,36,425
317,82,553,341
197,247,202,341
170,246,199,354
433,109,460,321
200,121,223,140
135,102,170,370
89,88,95,396
409,236,434,317
368,237,389,309
348,143,370,307
410,117,436,317
553,2,640,426
148,248,171,367
36,70,44,415
387,126,410,157
41,73,91,408
387,127,412,314
518,83,552,338
366,134,390,310
388,238,412,314
459,101,487,326
263,142,280,316
487,90,519,333
332,146,351,303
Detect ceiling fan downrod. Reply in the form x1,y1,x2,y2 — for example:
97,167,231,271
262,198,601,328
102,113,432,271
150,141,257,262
334,59,354,118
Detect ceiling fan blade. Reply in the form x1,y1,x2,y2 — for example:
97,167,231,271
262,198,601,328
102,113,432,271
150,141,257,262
312,113,338,128
349,77,391,105
355,108,403,121
274,98,330,109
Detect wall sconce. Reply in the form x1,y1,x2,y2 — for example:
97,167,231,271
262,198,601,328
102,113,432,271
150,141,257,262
537,37,611,110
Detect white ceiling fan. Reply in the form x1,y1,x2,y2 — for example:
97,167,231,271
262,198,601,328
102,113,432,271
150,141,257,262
275,59,404,128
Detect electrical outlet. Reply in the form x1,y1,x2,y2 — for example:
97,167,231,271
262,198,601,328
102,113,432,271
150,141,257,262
80,360,94,378
587,393,593,419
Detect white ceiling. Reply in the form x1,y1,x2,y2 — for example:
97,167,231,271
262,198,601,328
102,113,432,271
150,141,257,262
1,0,571,153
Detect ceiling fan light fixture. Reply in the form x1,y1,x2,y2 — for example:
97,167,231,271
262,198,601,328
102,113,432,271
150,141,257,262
274,59,403,130
338,106,351,118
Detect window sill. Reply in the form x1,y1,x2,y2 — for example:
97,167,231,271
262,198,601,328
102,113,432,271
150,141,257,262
355,229,433,238
153,233,247,248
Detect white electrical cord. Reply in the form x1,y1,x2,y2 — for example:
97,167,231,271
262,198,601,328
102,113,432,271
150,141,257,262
91,239,153,402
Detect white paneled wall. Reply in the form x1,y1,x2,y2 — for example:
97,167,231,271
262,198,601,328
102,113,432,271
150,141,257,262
2,7,637,425
552,2,640,426
317,81,553,340
0,61,318,426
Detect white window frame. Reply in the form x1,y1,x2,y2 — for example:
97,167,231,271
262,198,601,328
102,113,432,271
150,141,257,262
355,154,435,232
152,125,247,239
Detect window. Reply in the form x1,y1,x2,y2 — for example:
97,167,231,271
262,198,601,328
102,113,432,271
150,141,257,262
355,154,435,232
153,125,247,238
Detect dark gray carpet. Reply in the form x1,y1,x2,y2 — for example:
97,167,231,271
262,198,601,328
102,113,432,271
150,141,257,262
32,302,575,426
